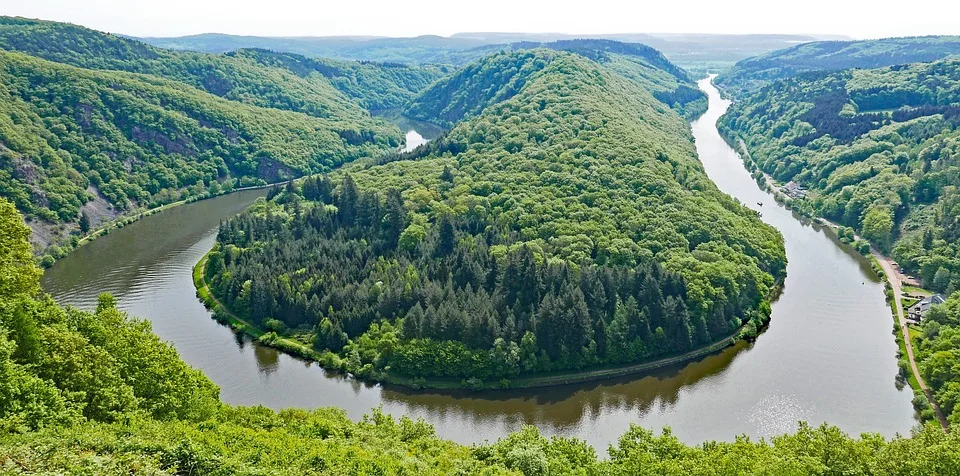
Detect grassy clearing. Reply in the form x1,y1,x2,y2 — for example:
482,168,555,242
903,285,933,296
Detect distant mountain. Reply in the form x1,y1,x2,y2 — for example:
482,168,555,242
226,49,450,110
138,31,845,70
139,33,492,65
716,36,960,96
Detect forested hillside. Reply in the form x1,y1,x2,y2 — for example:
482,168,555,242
203,49,785,385
716,36,960,96
404,40,706,126
0,49,398,250
1,195,958,475
228,48,449,110
720,58,960,294
0,17,441,253
403,50,556,127
0,17,401,124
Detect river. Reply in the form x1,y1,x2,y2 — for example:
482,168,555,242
41,78,916,450
372,108,445,152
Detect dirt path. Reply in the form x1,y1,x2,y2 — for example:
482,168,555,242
873,252,949,430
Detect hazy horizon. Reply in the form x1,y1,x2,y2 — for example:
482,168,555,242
132,31,851,41
3,0,958,40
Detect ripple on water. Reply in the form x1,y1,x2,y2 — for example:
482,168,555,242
748,394,815,438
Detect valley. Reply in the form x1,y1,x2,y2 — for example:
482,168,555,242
39,75,915,450
4,11,960,473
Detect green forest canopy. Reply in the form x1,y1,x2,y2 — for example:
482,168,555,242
0,49,397,234
0,195,957,476
0,16,437,120
0,16,467,254
716,36,960,97
226,48,450,110
720,58,960,296
204,49,785,384
404,40,707,126
912,293,960,426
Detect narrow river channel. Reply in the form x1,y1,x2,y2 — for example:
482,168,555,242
41,78,916,450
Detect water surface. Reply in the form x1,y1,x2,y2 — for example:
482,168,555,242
372,108,444,152
43,79,915,450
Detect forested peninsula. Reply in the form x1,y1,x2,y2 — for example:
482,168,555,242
201,49,785,387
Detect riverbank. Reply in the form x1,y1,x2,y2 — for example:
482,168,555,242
725,133,949,430
193,250,777,391
39,180,289,268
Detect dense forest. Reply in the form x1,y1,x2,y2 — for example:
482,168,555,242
0,17,437,121
912,292,960,425
0,50,397,249
204,49,785,385
716,36,960,96
0,17,456,254
1,196,958,476
720,58,960,295
226,48,449,110
404,40,707,126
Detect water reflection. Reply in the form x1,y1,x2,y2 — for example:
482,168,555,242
372,108,445,152
41,79,916,451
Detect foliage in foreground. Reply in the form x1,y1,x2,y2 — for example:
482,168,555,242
0,185,957,475
2,406,958,475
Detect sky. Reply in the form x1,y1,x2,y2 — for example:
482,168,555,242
2,0,959,39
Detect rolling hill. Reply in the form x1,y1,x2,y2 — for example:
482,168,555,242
203,49,785,384
0,17,431,253
716,36,960,96
404,39,707,126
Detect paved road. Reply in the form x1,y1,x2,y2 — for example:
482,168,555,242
874,251,949,430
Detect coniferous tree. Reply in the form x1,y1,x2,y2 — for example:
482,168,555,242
78,211,90,234
337,174,360,227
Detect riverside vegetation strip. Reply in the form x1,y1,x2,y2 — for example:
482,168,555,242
194,248,755,390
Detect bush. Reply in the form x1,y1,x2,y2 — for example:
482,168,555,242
264,318,287,334
40,255,55,268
